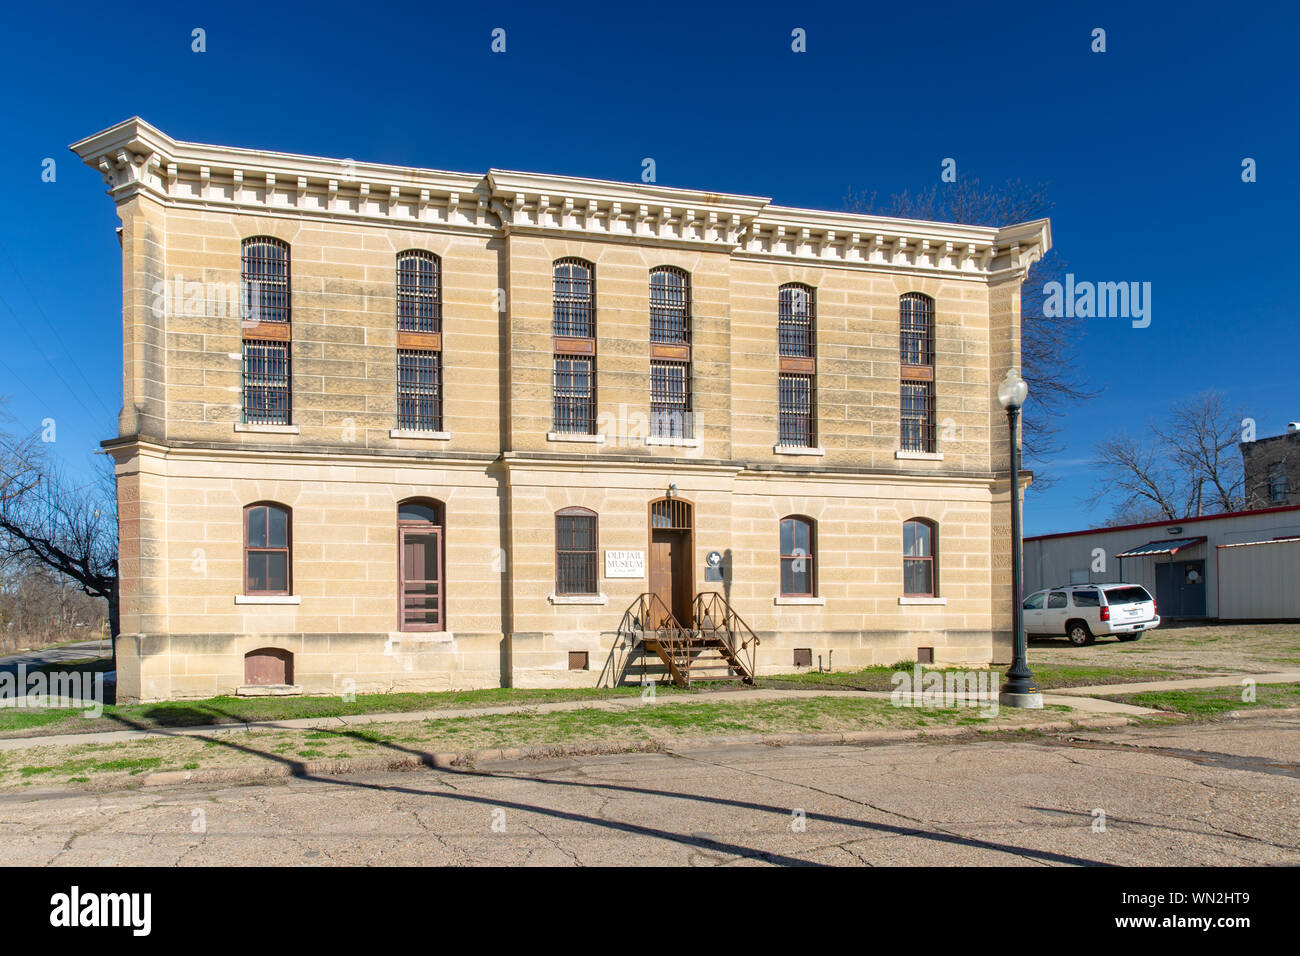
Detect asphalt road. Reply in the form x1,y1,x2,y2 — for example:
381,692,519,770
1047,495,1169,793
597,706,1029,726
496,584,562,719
1,716,1296,866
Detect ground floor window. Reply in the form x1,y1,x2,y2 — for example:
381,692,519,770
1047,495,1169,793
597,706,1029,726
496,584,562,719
903,518,937,596
780,515,816,596
555,507,598,594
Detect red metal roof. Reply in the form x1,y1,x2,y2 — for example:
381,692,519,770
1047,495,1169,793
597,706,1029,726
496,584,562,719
1025,504,1300,543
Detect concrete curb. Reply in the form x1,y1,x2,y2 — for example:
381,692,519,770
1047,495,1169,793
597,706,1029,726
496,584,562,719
132,714,1135,791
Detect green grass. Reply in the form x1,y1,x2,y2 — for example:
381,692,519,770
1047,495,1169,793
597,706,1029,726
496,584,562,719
758,662,1192,692
1106,682,1300,717
3,694,1076,790
0,683,711,740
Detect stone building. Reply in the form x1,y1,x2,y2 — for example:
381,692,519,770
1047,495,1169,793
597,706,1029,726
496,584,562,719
72,118,1049,702
1241,423,1300,509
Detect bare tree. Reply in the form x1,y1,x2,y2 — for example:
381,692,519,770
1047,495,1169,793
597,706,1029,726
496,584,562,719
847,177,1096,484
1089,391,1246,522
0,424,118,655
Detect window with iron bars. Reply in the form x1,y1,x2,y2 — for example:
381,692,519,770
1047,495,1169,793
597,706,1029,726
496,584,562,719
397,250,441,333
900,381,936,453
553,258,595,337
397,349,442,432
779,283,815,357
1268,462,1289,502
242,340,291,425
778,374,816,447
650,360,692,439
650,267,690,344
553,355,596,434
899,293,935,366
555,508,598,595
241,237,290,324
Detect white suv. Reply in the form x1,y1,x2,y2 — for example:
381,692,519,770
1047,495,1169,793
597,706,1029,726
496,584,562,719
1022,583,1160,646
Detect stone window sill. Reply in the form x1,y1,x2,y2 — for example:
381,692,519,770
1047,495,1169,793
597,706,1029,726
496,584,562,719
548,592,608,605
547,432,606,444
773,445,825,457
235,423,300,435
390,429,452,440
235,594,302,605
895,450,944,461
898,596,947,605
774,595,826,606
236,684,303,697
646,436,701,448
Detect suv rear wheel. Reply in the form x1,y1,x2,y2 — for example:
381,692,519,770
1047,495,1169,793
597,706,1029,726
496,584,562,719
1067,620,1094,647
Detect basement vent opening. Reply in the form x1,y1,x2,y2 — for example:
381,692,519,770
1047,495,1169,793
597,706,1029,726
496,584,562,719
568,651,589,671
793,648,812,668
917,647,934,664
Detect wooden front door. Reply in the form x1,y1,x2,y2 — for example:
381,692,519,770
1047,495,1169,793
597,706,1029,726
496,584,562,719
648,497,694,627
400,526,443,630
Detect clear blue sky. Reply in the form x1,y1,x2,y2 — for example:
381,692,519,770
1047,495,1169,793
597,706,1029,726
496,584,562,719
0,0,1295,535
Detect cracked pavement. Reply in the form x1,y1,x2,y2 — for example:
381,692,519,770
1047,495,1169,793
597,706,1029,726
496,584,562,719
0,716,1295,866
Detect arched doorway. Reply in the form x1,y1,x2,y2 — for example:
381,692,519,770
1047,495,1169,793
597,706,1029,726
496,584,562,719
648,496,694,627
398,498,445,631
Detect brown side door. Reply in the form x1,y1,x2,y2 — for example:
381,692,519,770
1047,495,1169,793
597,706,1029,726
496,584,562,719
649,530,674,628
400,526,443,630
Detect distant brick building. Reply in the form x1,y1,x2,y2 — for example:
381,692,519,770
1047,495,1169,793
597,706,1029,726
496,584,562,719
73,118,1049,703
1241,424,1300,509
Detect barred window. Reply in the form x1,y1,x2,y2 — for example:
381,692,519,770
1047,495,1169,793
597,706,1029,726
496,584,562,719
779,283,815,357
397,250,441,333
397,349,442,432
242,340,291,425
245,503,291,595
780,515,816,597
900,293,934,366
900,381,936,453
650,267,690,344
555,507,598,595
553,355,596,434
778,374,815,448
554,258,595,337
650,360,692,439
241,237,290,324
903,519,938,597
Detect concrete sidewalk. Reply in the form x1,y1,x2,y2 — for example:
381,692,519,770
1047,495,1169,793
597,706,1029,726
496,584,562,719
1050,671,1300,696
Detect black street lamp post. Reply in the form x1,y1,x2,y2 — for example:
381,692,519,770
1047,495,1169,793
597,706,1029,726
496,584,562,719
997,368,1042,709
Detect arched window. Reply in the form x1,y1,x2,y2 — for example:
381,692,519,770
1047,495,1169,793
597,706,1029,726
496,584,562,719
553,259,597,434
779,515,816,597
553,258,595,337
777,283,817,448
555,507,598,595
899,293,934,366
241,237,290,324
398,498,445,630
650,267,690,344
778,283,814,357
899,293,936,453
397,250,441,333
903,519,938,596
649,267,692,440
244,502,291,595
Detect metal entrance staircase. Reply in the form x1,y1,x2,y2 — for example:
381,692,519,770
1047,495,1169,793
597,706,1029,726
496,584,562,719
619,592,759,687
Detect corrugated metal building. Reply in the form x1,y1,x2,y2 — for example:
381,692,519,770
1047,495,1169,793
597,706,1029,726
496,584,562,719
1024,505,1300,620
1217,537,1300,619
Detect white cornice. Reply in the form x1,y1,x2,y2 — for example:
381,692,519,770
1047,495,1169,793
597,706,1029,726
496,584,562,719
71,117,1051,277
